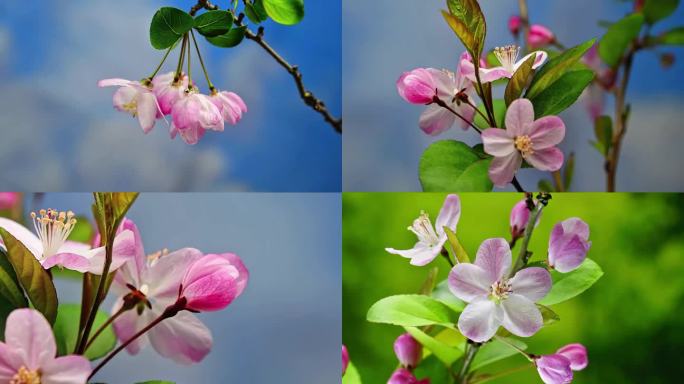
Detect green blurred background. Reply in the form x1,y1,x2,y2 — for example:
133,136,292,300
343,193,684,383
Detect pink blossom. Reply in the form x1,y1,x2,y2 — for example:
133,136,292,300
581,45,606,120
211,91,248,125
548,218,591,273
0,308,91,384
448,238,551,342
0,192,20,210
510,199,531,238
393,333,422,369
170,90,224,145
556,343,588,371
0,209,135,274
152,71,191,116
386,194,461,266
342,345,349,376
528,25,555,49
397,68,438,105
481,99,565,187
460,45,547,83
179,252,249,312
388,368,430,384
508,15,521,36
535,354,573,384
98,78,161,133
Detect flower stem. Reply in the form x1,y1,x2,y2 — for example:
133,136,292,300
190,29,215,93
518,0,531,53
470,364,533,384
175,35,188,82
441,248,455,268
186,33,193,90
511,177,525,193
493,335,534,361
457,342,480,382
147,46,174,81
431,96,482,134
84,304,130,352
462,96,490,127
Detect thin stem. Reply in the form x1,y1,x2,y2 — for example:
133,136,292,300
84,305,129,352
511,176,525,193
175,34,188,80
147,46,174,81
606,46,635,192
457,343,480,382
190,29,215,93
471,365,533,384
441,248,455,268
494,335,533,361
186,33,192,89
432,96,482,134
551,170,565,192
508,198,545,278
518,0,530,53
462,97,490,126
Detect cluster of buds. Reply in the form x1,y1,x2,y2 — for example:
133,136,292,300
508,15,556,49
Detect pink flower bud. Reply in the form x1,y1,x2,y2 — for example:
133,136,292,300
556,343,588,371
342,345,349,376
388,368,430,384
179,253,249,312
0,192,20,210
548,218,591,273
508,15,521,36
535,354,573,384
528,24,555,49
510,199,531,238
393,333,422,369
397,68,437,105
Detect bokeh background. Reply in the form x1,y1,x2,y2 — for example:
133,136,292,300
3,193,341,383
0,0,341,191
343,193,684,383
343,0,684,191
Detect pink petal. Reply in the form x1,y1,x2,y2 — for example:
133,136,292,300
479,66,513,82
342,345,349,375
386,242,442,266
418,104,457,136
217,253,249,298
448,263,491,302
557,343,588,371
0,343,23,380
531,116,565,150
4,309,56,369
113,218,145,290
456,101,476,130
427,68,457,99
536,354,573,384
501,294,543,337
505,99,535,137
111,86,137,113
397,68,436,104
457,298,503,342
435,194,461,237
85,229,136,274
509,267,552,302
58,241,91,254
41,355,91,384
146,248,205,300
516,51,549,70
489,152,522,187
147,311,213,364
111,298,150,355
526,147,564,172
0,217,43,261
553,218,590,241
549,234,590,273
181,254,244,312
41,253,90,272
527,25,555,49
136,91,159,134
482,128,515,157
393,333,422,369
97,78,133,87
474,238,512,282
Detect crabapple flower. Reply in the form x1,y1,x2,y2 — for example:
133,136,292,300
211,90,248,125
98,78,161,133
397,68,438,105
460,45,547,83
0,209,135,274
528,25,555,49
510,199,531,238
388,368,430,384
170,90,224,145
386,194,461,266
548,218,591,273
179,253,249,312
448,238,552,342
0,192,19,210
0,308,91,384
508,15,521,36
152,71,191,115
482,98,565,187
394,333,422,369
535,343,588,384
342,345,349,376
556,343,588,371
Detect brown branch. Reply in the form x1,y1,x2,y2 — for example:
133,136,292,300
190,0,342,133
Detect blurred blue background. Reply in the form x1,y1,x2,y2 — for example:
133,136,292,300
0,0,341,192
36,193,341,383
343,0,684,191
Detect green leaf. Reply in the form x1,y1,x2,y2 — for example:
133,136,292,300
53,304,116,360
592,115,613,156
473,99,506,128
471,337,527,370
149,7,194,50
0,249,27,309
659,27,684,45
68,216,94,244
538,304,560,325
504,54,536,106
530,69,594,117
405,326,464,365
367,294,458,328
526,39,595,99
193,10,233,37
245,0,269,24
263,0,304,25
0,229,58,324
443,0,487,58
206,26,248,48
342,360,362,384
418,267,439,296
414,355,451,384
539,258,604,306
431,280,466,313
563,152,575,190
598,13,644,67
419,141,493,192
110,192,139,225
643,0,679,24
443,227,470,263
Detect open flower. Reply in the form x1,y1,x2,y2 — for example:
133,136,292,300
98,78,162,133
170,89,224,145
528,25,556,49
535,343,588,384
548,218,591,272
460,45,547,83
394,333,422,369
482,98,565,187
152,71,191,116
0,209,134,274
448,238,551,342
388,368,430,384
211,91,248,125
0,308,91,384
386,194,461,266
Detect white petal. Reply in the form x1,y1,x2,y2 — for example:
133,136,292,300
501,294,543,337
457,298,503,342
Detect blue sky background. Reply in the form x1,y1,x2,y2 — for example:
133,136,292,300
343,0,684,191
34,193,342,383
0,0,341,192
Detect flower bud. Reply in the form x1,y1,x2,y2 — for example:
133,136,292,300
556,343,588,371
342,345,349,376
508,15,521,36
510,199,531,238
0,192,20,210
388,368,430,384
528,24,555,49
548,218,591,273
393,333,422,369
535,354,573,384
179,253,249,312
397,68,437,105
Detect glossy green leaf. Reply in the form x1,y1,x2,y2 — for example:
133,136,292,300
599,13,644,66
471,337,527,370
207,26,248,48
149,7,194,49
342,360,362,384
431,280,466,313
443,227,470,263
53,304,116,360
245,0,269,24
193,10,233,37
419,141,493,192
539,258,604,306
263,0,304,25
367,294,458,328
405,326,464,365
530,69,594,117
0,249,27,309
526,39,595,99
643,0,679,24
0,229,57,324
659,27,684,45
444,0,487,58
504,54,536,106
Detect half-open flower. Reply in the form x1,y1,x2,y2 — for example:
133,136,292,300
211,90,248,125
548,218,591,273
386,194,461,266
179,252,249,312
482,98,565,187
535,343,588,384
397,68,438,105
460,45,547,83
170,89,224,145
98,78,161,133
528,25,555,49
152,71,191,116
448,238,552,342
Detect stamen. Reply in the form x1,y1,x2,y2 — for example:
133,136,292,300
514,135,534,157
31,208,77,260
10,366,41,384
407,211,440,246
490,280,512,302
494,44,520,72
